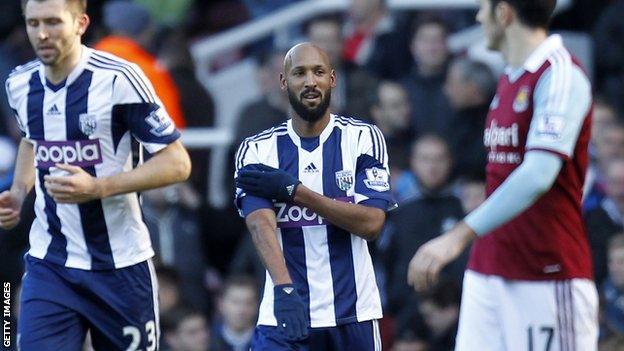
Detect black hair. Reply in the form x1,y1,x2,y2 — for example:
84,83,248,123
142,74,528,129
490,0,556,29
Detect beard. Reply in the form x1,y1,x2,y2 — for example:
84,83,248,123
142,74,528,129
287,87,331,123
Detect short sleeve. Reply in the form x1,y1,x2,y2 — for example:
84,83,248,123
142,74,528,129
525,64,592,159
233,138,273,217
5,79,26,138
354,125,397,211
110,64,179,154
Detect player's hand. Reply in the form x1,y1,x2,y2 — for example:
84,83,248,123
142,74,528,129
274,284,309,340
407,222,476,291
236,164,301,202
43,163,104,204
0,190,23,230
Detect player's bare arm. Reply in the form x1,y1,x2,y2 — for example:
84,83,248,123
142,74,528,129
0,139,35,229
45,139,190,203
245,208,293,285
293,185,385,241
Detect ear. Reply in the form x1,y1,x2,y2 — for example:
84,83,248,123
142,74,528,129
495,2,514,27
77,13,90,35
330,69,337,88
279,72,287,91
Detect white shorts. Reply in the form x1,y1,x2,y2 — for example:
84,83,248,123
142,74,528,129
455,270,598,351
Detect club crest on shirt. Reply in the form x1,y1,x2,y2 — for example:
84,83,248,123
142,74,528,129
79,113,97,136
364,167,390,192
512,86,531,113
335,170,354,192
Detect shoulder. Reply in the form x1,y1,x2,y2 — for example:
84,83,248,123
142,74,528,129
8,59,40,79
539,49,590,90
333,114,380,134
333,114,386,148
6,60,40,103
239,122,288,146
6,59,40,88
86,48,146,79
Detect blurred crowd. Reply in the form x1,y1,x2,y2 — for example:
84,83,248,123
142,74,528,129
2,0,624,350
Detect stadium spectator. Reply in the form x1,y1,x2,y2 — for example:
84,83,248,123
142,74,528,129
158,29,216,199
343,0,412,79
381,135,464,344
586,158,624,285
584,98,618,206
591,97,618,154
394,134,453,203
455,174,486,214
157,266,183,317
417,279,461,351
370,80,414,175
162,306,211,351
444,58,496,178
400,16,454,137
229,233,265,291
211,276,259,351
603,233,624,335
306,15,378,122
144,183,210,313
585,121,624,212
96,0,186,128
593,0,624,115
233,50,289,145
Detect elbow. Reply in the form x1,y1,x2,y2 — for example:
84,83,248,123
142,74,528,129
178,151,192,181
532,171,557,195
360,210,386,241
172,147,192,182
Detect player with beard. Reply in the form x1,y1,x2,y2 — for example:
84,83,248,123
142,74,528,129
407,0,597,350
234,43,394,350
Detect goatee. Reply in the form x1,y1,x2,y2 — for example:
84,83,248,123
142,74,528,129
288,88,331,123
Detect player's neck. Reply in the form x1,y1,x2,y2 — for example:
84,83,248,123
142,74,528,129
291,113,331,138
503,26,548,68
45,42,83,85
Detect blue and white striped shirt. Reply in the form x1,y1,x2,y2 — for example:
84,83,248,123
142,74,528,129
234,114,395,327
5,46,179,270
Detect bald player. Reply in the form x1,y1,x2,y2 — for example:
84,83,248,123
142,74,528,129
234,43,394,350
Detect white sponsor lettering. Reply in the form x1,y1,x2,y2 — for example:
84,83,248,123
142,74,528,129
484,120,520,151
275,203,324,225
36,141,101,165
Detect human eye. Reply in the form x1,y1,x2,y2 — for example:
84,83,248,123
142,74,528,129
45,18,63,25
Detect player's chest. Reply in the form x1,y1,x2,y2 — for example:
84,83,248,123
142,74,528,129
484,80,536,150
32,81,112,141
296,148,356,197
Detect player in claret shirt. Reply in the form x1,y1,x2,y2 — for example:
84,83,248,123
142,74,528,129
234,42,395,350
408,0,598,350
0,0,191,349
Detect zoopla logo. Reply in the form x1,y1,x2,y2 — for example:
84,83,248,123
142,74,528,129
35,139,103,169
275,203,324,228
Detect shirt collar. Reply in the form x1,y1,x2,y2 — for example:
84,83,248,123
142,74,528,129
504,34,564,77
286,114,335,150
